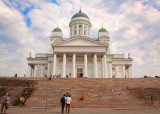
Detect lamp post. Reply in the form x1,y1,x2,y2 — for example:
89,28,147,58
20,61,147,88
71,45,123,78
45,86,48,112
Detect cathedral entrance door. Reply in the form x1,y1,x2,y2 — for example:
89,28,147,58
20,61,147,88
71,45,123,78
77,68,83,78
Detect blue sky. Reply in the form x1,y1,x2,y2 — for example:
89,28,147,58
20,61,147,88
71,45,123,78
0,0,160,77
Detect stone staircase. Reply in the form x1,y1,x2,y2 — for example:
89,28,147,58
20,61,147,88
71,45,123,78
27,78,160,109
1,78,160,109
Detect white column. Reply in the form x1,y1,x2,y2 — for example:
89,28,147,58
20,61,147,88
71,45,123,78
94,53,97,78
30,67,32,77
41,65,43,77
62,53,66,78
127,68,130,78
125,68,128,78
109,63,112,78
128,66,132,78
106,62,109,78
72,53,76,78
27,65,31,77
123,65,125,78
31,67,34,77
103,54,107,78
47,62,51,76
102,57,104,78
116,66,119,78
53,53,57,75
130,66,132,78
34,65,37,77
84,53,87,78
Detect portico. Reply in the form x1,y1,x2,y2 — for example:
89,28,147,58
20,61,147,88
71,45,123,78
51,51,107,78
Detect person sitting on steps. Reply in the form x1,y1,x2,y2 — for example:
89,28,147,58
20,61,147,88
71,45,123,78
47,75,52,80
80,95,84,100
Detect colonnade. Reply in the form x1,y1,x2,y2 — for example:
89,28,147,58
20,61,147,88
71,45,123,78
51,53,107,78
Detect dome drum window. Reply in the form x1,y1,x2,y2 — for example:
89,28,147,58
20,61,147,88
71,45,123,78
74,25,77,35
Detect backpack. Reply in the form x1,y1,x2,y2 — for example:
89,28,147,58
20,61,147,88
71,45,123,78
20,97,22,101
61,97,65,103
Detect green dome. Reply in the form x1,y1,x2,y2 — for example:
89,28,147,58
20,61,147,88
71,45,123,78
53,27,62,32
99,27,107,32
71,11,89,19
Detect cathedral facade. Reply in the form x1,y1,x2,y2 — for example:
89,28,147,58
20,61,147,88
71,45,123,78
27,9,133,78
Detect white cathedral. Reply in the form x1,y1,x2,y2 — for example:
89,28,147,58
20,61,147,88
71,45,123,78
27,8,133,78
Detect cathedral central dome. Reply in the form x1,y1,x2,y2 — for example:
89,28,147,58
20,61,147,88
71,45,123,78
71,10,89,19
69,8,91,38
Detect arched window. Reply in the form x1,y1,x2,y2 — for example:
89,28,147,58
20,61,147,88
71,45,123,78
84,26,86,35
74,25,77,35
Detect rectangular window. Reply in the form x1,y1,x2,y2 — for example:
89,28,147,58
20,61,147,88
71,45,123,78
84,30,86,35
74,30,77,35
77,68,83,73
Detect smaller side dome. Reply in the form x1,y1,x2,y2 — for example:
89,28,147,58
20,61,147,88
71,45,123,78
53,26,62,32
99,24,107,32
99,27,107,32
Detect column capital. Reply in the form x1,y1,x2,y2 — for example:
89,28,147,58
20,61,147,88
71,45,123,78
94,53,97,56
103,53,106,56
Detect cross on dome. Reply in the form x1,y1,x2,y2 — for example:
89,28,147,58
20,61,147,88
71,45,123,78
79,5,81,12
99,24,107,32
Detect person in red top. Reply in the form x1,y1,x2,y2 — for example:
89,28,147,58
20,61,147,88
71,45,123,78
14,73,17,77
80,95,84,100
48,75,52,80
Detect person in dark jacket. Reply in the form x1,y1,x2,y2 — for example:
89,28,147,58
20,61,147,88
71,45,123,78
151,96,153,105
60,94,66,113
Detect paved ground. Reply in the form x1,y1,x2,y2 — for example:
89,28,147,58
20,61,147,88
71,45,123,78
3,107,160,114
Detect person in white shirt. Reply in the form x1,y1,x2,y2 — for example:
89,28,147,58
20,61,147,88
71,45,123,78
65,95,72,113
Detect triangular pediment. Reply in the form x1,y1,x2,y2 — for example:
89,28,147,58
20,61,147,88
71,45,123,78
54,37,107,47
